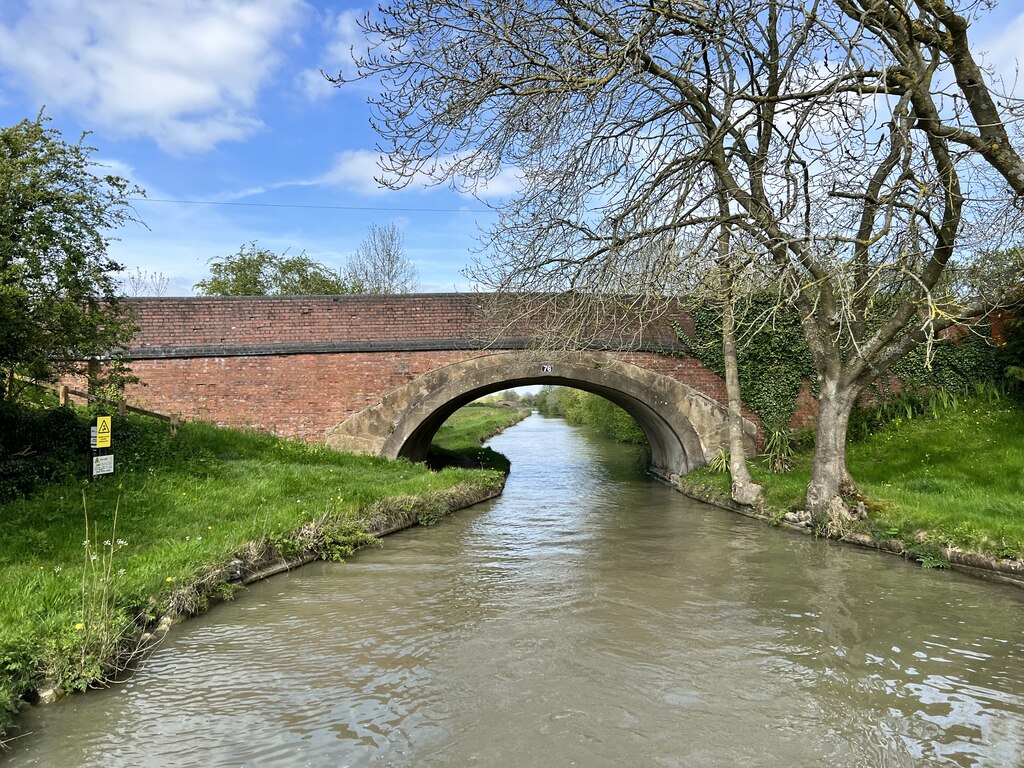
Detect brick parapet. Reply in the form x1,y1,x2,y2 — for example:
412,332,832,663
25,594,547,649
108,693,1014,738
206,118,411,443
123,294,693,354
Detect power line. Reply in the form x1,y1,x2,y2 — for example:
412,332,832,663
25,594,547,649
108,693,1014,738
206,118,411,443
129,197,494,214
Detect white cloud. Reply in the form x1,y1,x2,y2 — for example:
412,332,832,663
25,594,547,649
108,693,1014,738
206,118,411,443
314,149,523,200
299,9,367,101
975,12,1024,97
0,0,305,153
318,149,395,194
298,69,335,102
460,166,524,199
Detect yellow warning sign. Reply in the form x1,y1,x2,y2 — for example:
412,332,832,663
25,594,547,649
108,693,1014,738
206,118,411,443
96,416,111,448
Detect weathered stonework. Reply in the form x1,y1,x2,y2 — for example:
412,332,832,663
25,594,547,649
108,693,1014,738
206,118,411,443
326,351,756,478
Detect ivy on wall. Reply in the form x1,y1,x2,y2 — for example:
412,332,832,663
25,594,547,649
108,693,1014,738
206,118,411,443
682,293,1009,434
996,308,1024,389
533,297,1014,449
683,294,816,433
887,331,1003,392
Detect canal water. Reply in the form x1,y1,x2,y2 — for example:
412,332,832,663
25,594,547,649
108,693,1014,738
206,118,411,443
6,413,1024,767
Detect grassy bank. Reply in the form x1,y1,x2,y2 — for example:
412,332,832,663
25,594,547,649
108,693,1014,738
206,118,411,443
682,393,1024,566
0,405,513,739
428,403,531,472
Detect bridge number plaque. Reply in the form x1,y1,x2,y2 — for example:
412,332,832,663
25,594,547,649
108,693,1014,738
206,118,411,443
541,364,553,373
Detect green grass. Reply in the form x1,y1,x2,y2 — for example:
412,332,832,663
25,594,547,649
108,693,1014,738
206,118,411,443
0,412,507,739
683,395,1024,560
428,403,530,472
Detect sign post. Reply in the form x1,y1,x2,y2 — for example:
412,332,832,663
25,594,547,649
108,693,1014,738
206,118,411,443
95,416,111,448
91,416,114,477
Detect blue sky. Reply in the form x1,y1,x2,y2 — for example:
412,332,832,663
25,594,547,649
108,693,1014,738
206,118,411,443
1,1,1022,296
0,0,510,295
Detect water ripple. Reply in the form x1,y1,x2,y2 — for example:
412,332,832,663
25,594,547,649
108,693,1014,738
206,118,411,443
7,413,1024,768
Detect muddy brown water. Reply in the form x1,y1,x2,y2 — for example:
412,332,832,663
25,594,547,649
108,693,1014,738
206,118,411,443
5,412,1024,767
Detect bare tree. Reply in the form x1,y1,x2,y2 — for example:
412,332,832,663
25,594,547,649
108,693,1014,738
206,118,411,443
338,0,1024,528
121,267,169,297
345,223,418,293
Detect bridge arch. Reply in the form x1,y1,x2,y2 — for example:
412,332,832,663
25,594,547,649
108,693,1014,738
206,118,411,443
325,351,756,480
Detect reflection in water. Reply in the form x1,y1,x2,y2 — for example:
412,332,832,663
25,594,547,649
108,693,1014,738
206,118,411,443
6,413,1024,767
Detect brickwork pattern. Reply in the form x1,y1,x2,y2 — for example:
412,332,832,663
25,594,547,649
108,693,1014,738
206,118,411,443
124,294,693,352
112,295,769,441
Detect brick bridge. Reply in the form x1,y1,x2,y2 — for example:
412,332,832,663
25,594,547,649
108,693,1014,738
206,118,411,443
117,294,759,480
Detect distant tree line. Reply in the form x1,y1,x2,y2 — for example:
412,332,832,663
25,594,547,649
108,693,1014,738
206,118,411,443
194,223,418,297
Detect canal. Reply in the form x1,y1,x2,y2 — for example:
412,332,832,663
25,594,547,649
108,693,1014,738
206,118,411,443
6,412,1024,766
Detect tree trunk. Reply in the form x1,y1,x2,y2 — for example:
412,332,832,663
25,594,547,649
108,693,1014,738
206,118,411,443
720,267,762,507
805,378,858,533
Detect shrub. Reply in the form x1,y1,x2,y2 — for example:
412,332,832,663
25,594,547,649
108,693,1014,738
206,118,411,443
0,403,89,501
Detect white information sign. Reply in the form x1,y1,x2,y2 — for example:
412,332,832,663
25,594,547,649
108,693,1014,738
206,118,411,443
92,455,114,476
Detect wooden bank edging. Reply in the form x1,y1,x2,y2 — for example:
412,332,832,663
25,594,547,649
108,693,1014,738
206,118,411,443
32,480,505,707
674,483,1024,589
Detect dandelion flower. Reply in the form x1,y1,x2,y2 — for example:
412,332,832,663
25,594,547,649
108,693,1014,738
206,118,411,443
165,576,175,583
74,623,85,631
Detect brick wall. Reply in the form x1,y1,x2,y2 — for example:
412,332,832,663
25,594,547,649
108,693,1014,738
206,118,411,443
124,294,693,352
122,348,754,441
104,295,748,441
124,350,481,440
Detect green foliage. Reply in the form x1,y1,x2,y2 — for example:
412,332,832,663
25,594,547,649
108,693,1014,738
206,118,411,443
195,241,360,296
888,329,1003,393
0,401,89,500
427,404,529,471
904,542,949,570
997,308,1024,391
847,380,1013,443
684,394,1024,560
0,391,185,503
51,500,141,693
537,386,647,445
318,520,380,562
762,429,796,473
684,294,815,433
0,112,140,402
0,407,503,736
0,642,34,729
707,447,730,474
684,291,1010,434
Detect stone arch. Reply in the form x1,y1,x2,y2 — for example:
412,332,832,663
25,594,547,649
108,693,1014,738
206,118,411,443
325,351,756,480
